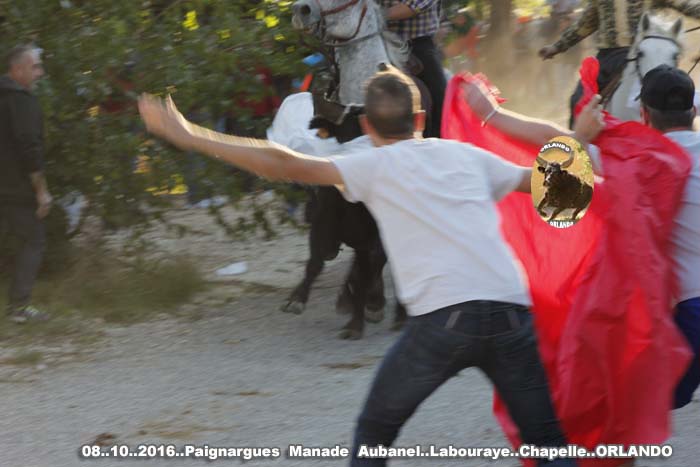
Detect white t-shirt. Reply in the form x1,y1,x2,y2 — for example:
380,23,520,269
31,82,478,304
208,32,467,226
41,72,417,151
590,131,700,303
330,138,532,316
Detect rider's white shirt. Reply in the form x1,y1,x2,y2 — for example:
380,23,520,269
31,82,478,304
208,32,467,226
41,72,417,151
590,131,700,303
330,138,532,316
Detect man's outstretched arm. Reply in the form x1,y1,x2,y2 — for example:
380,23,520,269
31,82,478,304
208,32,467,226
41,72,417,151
138,94,343,186
461,80,603,147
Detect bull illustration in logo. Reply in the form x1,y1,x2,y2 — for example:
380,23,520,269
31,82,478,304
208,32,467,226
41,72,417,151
535,145,593,222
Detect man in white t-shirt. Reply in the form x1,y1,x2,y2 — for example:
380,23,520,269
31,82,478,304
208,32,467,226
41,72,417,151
138,66,602,466
464,64,700,410
627,66,700,408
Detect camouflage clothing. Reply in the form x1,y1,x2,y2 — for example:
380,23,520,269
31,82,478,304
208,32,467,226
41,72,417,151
553,0,700,53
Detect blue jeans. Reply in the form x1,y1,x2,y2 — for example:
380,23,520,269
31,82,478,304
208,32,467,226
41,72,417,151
674,297,700,409
351,300,576,467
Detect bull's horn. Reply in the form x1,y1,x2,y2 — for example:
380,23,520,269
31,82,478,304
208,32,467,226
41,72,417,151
535,155,547,166
560,150,575,168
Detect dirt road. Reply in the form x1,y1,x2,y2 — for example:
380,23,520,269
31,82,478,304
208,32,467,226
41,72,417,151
0,232,697,467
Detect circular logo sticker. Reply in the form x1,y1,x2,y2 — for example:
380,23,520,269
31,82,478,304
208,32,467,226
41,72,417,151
531,136,594,228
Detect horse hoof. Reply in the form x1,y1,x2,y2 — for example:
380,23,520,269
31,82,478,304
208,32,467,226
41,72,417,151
364,308,384,323
281,301,305,315
335,294,353,315
338,328,363,340
366,300,386,313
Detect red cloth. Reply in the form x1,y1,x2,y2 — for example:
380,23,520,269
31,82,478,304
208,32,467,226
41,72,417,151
442,57,692,466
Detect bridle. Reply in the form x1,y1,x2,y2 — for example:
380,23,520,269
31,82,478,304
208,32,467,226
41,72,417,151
601,34,681,105
312,0,381,47
297,0,394,124
685,26,700,74
625,35,681,83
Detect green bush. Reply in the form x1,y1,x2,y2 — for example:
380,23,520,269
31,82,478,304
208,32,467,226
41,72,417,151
0,0,309,258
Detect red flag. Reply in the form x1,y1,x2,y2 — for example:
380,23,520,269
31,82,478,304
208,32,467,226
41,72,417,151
442,58,692,466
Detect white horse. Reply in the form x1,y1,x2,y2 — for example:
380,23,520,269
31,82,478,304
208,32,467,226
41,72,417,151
291,0,408,106
607,13,683,121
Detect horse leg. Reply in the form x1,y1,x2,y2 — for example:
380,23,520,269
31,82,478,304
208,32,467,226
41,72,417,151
392,301,408,331
335,254,356,315
334,253,384,322
315,187,343,261
338,251,371,340
281,254,324,315
364,272,386,319
281,209,327,315
364,246,387,323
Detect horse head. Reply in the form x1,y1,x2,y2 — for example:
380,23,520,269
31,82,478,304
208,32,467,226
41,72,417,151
292,0,374,44
607,13,684,121
291,0,410,107
630,13,683,79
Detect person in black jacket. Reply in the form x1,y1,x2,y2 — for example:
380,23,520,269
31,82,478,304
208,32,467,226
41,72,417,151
0,44,51,323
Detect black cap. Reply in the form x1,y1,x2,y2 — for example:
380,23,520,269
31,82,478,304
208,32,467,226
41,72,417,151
641,65,695,112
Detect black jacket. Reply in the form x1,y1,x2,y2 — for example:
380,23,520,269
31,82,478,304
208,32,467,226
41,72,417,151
0,75,45,206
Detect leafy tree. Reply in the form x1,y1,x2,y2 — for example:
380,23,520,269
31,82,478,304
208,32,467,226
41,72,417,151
0,0,309,265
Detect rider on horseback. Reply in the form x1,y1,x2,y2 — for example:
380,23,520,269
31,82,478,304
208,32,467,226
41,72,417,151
538,0,700,127
382,0,446,136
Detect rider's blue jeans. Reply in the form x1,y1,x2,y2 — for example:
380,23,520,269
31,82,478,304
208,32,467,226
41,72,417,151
350,300,576,466
674,297,700,409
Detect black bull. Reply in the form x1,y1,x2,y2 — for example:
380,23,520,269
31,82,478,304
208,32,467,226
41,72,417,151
279,70,433,339
280,109,408,340
536,161,593,222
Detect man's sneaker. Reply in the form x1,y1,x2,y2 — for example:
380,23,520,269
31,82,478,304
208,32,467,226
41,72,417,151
8,306,49,323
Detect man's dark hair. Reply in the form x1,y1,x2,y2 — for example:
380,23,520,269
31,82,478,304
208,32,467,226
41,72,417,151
364,64,421,138
645,106,694,132
5,44,36,72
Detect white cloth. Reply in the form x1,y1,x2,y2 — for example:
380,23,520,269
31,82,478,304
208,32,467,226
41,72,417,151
330,138,532,316
666,131,700,302
266,92,377,158
590,131,700,303
266,92,342,156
